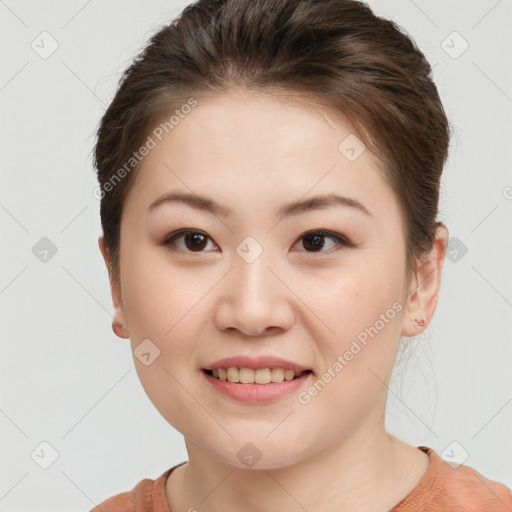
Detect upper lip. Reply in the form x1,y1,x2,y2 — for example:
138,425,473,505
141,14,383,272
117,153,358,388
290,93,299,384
203,356,311,373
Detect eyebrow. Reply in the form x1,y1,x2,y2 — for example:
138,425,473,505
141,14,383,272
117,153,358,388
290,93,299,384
147,191,372,218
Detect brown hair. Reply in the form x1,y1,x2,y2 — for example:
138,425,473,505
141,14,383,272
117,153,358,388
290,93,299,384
94,0,450,289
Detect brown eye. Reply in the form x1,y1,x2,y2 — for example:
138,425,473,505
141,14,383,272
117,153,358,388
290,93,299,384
163,228,351,254
183,232,208,251
295,230,351,253
163,229,217,252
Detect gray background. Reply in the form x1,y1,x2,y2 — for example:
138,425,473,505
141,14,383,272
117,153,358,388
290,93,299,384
1,1,511,510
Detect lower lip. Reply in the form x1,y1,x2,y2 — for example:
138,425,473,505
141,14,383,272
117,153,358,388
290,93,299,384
202,370,311,403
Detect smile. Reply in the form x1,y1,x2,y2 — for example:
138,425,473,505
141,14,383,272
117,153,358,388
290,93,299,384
204,367,312,384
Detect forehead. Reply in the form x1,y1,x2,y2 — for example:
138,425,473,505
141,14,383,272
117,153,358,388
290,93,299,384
124,90,398,223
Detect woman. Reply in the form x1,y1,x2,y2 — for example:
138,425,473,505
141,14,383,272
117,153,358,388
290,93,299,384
91,0,512,510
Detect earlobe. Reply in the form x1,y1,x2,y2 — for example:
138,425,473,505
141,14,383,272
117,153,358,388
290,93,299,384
401,223,449,338
112,319,129,339
401,287,424,337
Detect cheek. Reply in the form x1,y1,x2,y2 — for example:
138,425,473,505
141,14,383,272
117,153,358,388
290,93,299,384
304,265,402,337
120,250,209,432
120,244,220,373
302,264,405,399
296,278,403,434
120,241,194,337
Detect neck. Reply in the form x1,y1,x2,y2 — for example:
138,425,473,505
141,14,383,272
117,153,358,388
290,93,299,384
168,424,424,512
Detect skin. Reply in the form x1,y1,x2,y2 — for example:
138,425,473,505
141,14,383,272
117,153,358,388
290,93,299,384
98,90,449,512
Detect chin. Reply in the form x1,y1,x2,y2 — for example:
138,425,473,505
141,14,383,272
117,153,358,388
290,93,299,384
210,434,311,471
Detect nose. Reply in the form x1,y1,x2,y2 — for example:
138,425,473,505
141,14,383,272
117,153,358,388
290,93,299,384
214,248,295,337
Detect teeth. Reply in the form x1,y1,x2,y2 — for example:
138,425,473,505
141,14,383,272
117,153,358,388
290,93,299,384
255,368,271,384
239,368,254,383
210,367,305,384
284,369,295,381
227,367,239,382
271,368,284,382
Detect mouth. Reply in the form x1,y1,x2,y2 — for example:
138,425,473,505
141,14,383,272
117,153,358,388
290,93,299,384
202,367,313,384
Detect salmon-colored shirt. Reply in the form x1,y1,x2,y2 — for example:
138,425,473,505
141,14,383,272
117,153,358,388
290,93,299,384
90,446,512,511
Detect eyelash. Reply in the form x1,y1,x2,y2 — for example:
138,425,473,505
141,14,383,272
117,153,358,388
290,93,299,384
161,228,353,254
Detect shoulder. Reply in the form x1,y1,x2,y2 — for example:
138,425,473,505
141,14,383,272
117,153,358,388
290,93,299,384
441,454,512,511
395,446,512,512
89,462,186,512
89,476,158,512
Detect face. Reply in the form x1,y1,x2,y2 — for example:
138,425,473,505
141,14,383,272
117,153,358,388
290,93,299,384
100,90,416,469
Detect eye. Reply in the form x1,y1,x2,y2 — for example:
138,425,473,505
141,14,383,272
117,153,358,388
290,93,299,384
162,228,353,254
162,229,218,253
293,230,352,253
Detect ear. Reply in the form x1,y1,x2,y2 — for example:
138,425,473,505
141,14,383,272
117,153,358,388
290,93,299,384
401,223,449,337
98,234,129,338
